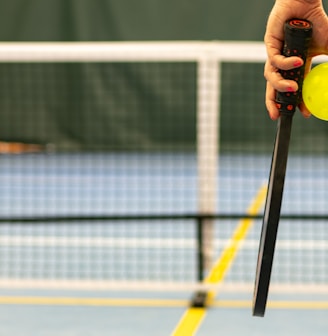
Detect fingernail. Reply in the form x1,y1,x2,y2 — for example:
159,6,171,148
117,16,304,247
294,60,303,67
287,87,296,92
269,113,278,121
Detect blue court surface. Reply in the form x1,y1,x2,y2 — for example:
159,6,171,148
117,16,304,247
0,290,327,335
0,152,327,335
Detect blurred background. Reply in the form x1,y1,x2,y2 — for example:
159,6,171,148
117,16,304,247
0,1,328,335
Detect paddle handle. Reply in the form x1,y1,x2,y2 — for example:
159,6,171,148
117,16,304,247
275,19,313,115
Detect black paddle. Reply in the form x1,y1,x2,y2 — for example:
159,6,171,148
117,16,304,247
253,18,313,317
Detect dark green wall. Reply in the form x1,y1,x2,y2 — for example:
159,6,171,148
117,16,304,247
0,1,327,153
0,0,273,41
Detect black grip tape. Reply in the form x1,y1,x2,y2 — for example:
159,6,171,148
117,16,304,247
275,19,313,115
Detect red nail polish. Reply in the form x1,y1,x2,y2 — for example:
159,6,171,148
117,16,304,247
294,60,302,67
287,87,295,92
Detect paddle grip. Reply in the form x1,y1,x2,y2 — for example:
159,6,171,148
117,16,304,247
275,19,313,115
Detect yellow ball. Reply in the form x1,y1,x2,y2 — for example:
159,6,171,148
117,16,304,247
302,62,328,121
302,63,328,121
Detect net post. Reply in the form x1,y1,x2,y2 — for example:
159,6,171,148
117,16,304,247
196,216,204,282
190,215,208,308
197,46,219,272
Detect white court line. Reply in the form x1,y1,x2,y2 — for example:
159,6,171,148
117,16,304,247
0,279,327,294
0,236,327,250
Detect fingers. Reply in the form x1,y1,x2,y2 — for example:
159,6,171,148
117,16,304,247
264,60,300,120
265,82,311,120
264,54,310,119
265,82,280,120
299,101,312,119
271,54,304,71
298,63,313,119
264,61,299,92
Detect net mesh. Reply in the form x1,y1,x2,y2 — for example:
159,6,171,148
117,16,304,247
0,42,327,292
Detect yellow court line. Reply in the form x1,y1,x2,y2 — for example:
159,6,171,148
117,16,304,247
172,308,206,335
205,184,267,303
212,300,328,310
0,296,327,311
0,296,188,307
172,184,267,336
268,301,328,310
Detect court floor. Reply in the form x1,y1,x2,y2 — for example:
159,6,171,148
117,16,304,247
0,289,328,335
0,152,327,334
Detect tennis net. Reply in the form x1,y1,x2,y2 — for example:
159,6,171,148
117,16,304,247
0,42,327,294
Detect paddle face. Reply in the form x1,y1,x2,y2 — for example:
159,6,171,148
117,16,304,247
252,115,292,316
252,19,312,317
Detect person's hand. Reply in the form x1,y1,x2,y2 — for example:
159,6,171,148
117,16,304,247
264,0,328,119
